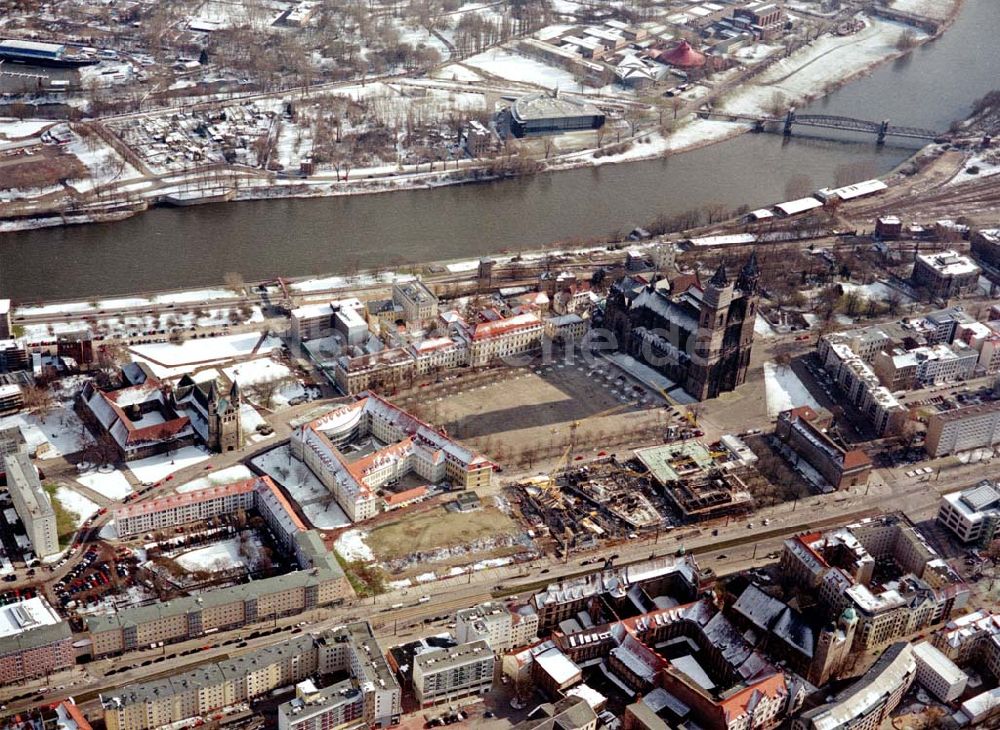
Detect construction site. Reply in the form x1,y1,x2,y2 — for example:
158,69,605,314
514,435,758,555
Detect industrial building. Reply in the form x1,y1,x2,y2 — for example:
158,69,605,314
0,39,96,67
507,93,605,138
4,452,59,558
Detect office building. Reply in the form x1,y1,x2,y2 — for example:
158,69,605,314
0,424,26,462
937,480,1000,546
290,298,365,343
0,597,74,684
392,279,438,324
4,452,59,558
411,640,495,706
291,394,494,522
775,407,872,490
912,641,967,702
455,601,539,653
971,228,1000,269
925,400,1000,457
910,250,980,299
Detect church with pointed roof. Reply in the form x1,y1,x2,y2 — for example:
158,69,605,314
604,252,760,401
171,374,244,453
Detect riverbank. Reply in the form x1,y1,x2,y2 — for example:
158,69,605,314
0,8,959,235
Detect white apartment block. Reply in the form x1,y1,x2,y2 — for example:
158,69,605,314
912,641,968,702
925,400,1000,457
3,453,59,558
937,481,1000,545
290,298,365,342
409,337,469,375
114,480,257,537
818,339,906,436
411,640,495,707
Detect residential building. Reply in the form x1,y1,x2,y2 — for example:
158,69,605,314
103,623,399,730
411,640,495,706
911,250,980,299
0,382,23,414
775,406,872,490
937,481,1000,546
0,340,28,372
4,452,59,558
931,610,1000,681
291,394,494,522
781,514,969,653
792,642,916,730
514,696,598,730
971,228,1000,269
0,299,9,340
93,477,351,656
875,216,902,240
604,254,760,401
392,280,438,324
334,347,416,395
277,679,365,730
0,424,26,462
912,641,967,702
409,337,469,376
455,601,539,653
817,335,906,436
872,349,917,390
960,688,1000,727
925,400,1000,457
544,313,589,343
463,120,500,157
0,597,74,685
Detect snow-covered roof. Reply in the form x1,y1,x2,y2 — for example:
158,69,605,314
534,646,581,685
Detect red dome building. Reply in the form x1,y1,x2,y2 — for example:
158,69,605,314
659,40,706,68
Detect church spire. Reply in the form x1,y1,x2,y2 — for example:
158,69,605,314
709,261,729,288
738,250,760,293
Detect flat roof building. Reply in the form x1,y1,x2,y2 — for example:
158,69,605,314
4,452,59,558
411,639,495,707
912,640,967,702
937,480,1000,546
508,93,605,138
925,400,1000,457
0,597,74,685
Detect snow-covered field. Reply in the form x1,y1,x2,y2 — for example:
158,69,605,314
174,536,260,572
53,487,99,527
251,446,350,529
839,281,913,303
464,48,581,90
335,530,374,562
754,314,776,338
763,361,823,417
66,132,140,195
130,333,281,377
431,64,484,82
0,407,90,460
176,464,254,493
890,0,957,20
126,446,211,484
76,469,134,500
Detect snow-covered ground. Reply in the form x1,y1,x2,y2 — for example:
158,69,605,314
335,530,374,562
126,446,211,484
76,469,134,500
754,314,777,338
464,47,582,90
950,152,1000,186
0,407,90,460
174,536,261,572
839,281,913,303
722,18,926,117
251,446,350,529
53,487,99,527
239,404,273,443
129,333,281,377
65,132,140,194
890,0,957,20
0,118,55,139
763,361,823,417
222,357,306,408
176,464,254,494
430,64,484,82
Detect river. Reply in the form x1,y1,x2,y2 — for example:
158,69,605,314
1,0,997,302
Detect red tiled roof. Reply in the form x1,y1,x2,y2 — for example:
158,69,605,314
384,486,429,505
126,416,191,445
471,313,542,341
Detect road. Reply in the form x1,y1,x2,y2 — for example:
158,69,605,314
0,444,968,715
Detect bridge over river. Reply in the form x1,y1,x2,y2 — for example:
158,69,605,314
704,108,946,145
